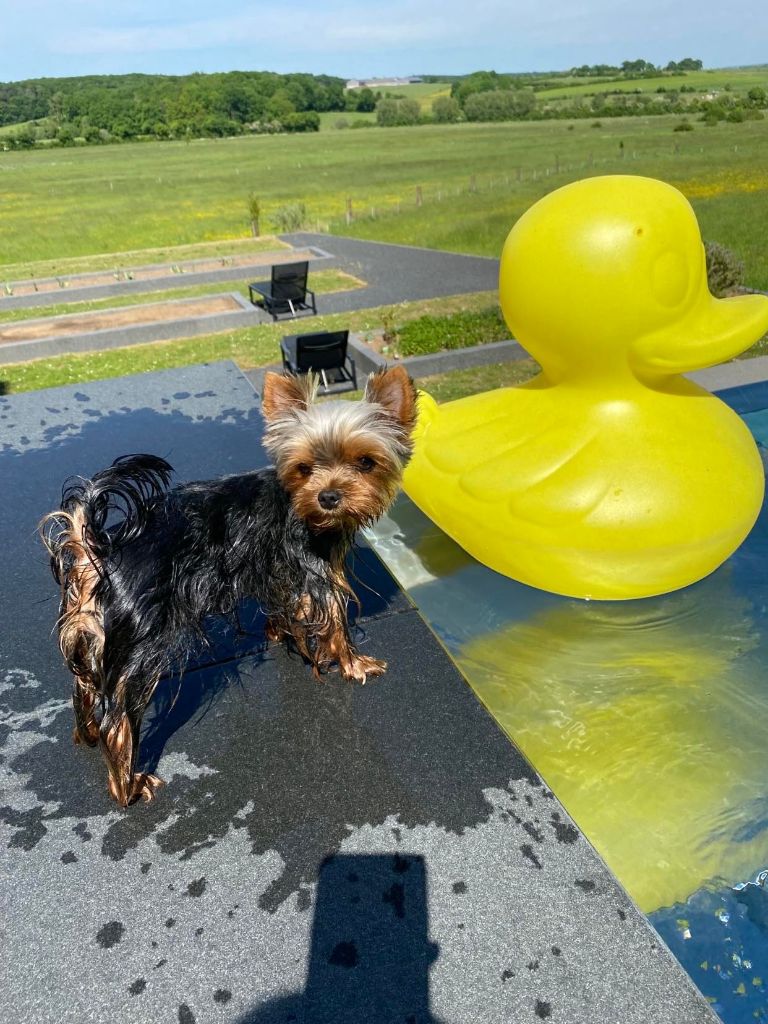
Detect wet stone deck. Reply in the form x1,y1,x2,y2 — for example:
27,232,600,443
0,362,715,1023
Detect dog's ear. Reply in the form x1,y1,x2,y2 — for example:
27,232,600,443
261,372,314,421
365,365,417,432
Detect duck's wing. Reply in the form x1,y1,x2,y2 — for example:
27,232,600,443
414,388,613,526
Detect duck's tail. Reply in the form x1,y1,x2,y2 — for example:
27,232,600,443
413,390,438,443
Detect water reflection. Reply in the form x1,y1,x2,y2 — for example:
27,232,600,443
368,491,768,915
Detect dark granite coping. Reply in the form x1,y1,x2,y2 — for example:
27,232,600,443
0,361,718,1023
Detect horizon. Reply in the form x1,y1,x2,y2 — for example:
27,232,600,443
2,60,766,88
2,0,766,84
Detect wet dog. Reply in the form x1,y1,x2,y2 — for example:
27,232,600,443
41,366,417,806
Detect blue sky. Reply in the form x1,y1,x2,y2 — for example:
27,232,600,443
2,0,766,82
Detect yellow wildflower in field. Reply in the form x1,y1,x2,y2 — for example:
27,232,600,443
681,170,768,198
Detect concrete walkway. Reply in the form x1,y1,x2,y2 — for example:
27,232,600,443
0,362,715,1024
282,232,499,314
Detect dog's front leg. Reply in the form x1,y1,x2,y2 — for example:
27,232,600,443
309,594,387,684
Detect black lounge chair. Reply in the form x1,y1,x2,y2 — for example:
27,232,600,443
280,329,357,393
248,261,317,319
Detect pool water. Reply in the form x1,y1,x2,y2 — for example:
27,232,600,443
366,381,768,1024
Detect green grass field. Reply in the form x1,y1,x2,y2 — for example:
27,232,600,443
2,114,768,286
345,80,452,109
537,65,768,99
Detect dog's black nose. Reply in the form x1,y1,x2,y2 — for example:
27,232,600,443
318,489,342,510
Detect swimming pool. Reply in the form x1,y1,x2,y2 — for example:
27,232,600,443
367,380,768,1024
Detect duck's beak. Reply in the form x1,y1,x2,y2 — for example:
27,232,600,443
632,291,768,375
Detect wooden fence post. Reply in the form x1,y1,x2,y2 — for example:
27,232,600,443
345,197,353,225
416,185,423,207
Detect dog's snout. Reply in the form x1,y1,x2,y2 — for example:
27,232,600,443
318,489,342,510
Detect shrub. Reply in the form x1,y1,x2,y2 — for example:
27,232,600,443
396,308,509,357
271,202,308,232
705,241,745,297
432,96,461,123
283,111,320,132
673,120,693,131
375,97,421,126
464,88,535,122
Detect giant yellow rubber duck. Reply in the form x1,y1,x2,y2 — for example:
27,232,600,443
404,175,768,599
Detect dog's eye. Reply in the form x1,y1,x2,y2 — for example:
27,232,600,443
297,463,313,478
357,456,375,473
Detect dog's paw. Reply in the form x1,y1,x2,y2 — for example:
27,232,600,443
265,618,282,642
73,722,99,747
340,654,387,684
129,773,165,804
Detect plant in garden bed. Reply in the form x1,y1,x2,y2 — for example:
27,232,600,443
396,306,508,357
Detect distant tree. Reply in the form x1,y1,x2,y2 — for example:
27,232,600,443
621,59,657,74
267,89,296,120
452,70,508,105
355,87,376,112
432,96,461,123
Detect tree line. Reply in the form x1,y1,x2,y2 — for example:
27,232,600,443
372,62,767,128
0,70,349,146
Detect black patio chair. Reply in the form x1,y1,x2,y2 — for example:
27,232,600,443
248,261,317,319
280,329,357,393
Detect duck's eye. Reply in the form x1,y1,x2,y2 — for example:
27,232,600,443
357,456,376,473
297,463,313,478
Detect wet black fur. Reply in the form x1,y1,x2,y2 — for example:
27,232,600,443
48,454,355,720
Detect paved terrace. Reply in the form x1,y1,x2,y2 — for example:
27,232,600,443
0,361,716,1024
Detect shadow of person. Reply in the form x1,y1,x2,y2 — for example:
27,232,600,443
235,853,442,1024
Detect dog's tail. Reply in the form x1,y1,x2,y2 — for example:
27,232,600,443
39,454,173,683
41,454,174,583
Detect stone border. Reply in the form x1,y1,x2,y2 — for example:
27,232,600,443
348,332,528,377
0,246,332,312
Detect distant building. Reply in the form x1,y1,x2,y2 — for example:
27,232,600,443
345,76,422,90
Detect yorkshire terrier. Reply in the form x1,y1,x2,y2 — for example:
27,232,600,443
41,366,417,807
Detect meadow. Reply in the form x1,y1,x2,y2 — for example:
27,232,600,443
537,64,768,98
2,113,768,286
